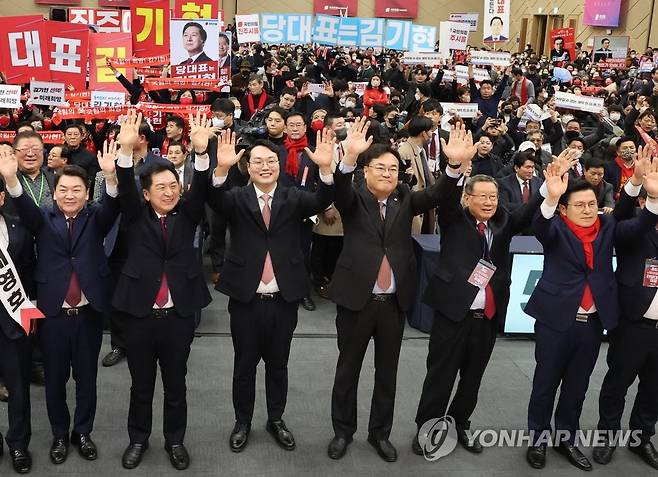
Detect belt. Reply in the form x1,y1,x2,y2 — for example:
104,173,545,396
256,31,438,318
62,305,90,317
640,317,658,328
151,308,177,318
576,312,598,323
257,292,280,300
371,294,395,302
469,309,486,319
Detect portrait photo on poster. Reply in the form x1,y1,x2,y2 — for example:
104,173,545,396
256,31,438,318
170,18,219,65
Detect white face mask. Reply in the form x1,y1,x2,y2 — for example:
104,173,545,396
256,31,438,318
610,112,621,121
572,149,583,159
234,109,242,119
345,101,356,109
212,117,225,129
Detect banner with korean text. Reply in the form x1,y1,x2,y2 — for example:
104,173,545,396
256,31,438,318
131,0,170,57
89,32,133,92
483,0,510,43
174,0,219,19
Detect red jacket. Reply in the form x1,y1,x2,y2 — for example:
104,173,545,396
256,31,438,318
363,88,389,117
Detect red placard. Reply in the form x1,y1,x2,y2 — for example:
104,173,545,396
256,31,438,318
549,28,576,66
68,8,132,34
89,32,133,92
313,0,358,16
99,0,131,6
35,0,80,4
0,16,49,84
374,0,418,18
174,0,219,19
130,0,170,57
43,21,89,91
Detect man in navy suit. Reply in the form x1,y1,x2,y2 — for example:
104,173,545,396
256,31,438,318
499,152,544,213
525,151,658,471
0,133,122,466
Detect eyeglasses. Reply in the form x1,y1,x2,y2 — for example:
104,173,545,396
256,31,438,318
466,193,499,202
14,147,43,155
249,159,279,168
367,164,399,175
568,201,597,211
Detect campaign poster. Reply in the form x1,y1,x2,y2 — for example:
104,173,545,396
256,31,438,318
170,18,220,80
483,0,510,43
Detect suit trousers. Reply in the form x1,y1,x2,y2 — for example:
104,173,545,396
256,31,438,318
107,261,129,350
125,310,195,446
228,296,298,425
0,331,31,450
38,307,103,439
205,204,227,273
598,319,658,444
527,317,603,444
310,233,343,286
415,311,497,429
331,298,405,440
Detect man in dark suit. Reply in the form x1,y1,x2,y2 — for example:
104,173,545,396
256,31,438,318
413,152,577,457
207,130,335,454
524,152,658,471
113,111,213,471
0,136,121,466
499,152,544,213
327,119,468,462
179,22,214,65
0,176,36,474
584,156,615,213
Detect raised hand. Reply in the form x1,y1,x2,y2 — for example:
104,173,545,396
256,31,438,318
304,127,336,170
632,144,652,184
440,122,477,166
0,146,17,180
188,111,213,154
97,140,119,174
322,81,334,97
642,158,658,198
543,161,569,203
117,109,143,155
343,116,373,164
215,129,245,173
552,147,581,176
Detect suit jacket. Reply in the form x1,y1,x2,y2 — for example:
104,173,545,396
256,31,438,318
0,214,35,340
499,173,543,213
422,189,544,329
112,164,212,318
277,147,320,192
524,190,658,332
180,51,213,65
207,179,334,304
398,141,437,234
484,35,508,42
330,170,460,312
2,168,55,218
13,189,120,317
594,180,615,209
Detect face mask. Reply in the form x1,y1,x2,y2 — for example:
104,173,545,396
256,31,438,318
0,115,10,128
391,99,400,106
621,149,635,160
503,108,513,114
179,96,193,105
212,117,225,129
371,80,380,87
610,112,621,121
345,101,356,109
335,127,347,141
572,150,583,159
234,109,242,119
311,119,324,132
241,70,250,77
339,97,347,106
95,122,105,133
388,115,399,124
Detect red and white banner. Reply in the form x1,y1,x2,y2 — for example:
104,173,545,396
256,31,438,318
65,91,92,103
137,102,211,116
89,32,133,92
174,0,219,19
0,16,49,84
108,54,170,68
235,14,261,44
0,131,65,144
131,0,170,57
0,246,44,335
142,77,225,92
313,0,358,16
44,21,90,90
374,0,418,18
68,8,131,33
52,104,130,124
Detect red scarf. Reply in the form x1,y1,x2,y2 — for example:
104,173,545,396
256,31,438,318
560,215,600,311
283,135,308,179
614,156,635,199
247,92,267,118
160,136,188,156
513,78,529,104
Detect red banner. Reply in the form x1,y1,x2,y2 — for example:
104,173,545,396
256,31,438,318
0,130,65,144
89,32,133,92
65,91,92,102
0,16,49,84
550,28,576,66
174,0,219,19
52,105,130,125
108,54,170,68
142,77,225,92
135,67,166,77
137,102,211,116
131,0,170,58
100,0,131,6
374,0,418,18
68,8,132,34
313,0,358,16
43,22,89,91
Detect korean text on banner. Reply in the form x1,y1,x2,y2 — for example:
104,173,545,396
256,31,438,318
131,0,170,57
89,32,133,92
313,0,358,16
470,50,511,66
583,0,621,27
170,18,220,80
91,91,127,107
374,0,419,19
235,14,261,44
0,85,21,109
439,21,469,55
449,13,479,32
30,81,66,107
440,103,479,118
260,14,313,45
174,0,218,19
68,8,132,33
441,65,491,84
43,21,90,91
402,52,444,65
0,16,49,85
554,91,604,113
483,0,510,43
549,28,576,65
0,246,44,335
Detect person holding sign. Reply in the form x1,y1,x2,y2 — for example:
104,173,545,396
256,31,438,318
468,64,511,126
0,129,122,467
525,149,658,471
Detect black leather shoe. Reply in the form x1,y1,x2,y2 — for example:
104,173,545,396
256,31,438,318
102,348,126,367
301,296,316,311
367,435,397,462
556,442,592,471
629,441,658,470
592,438,615,465
49,437,68,465
165,444,190,470
122,443,148,469
71,433,97,461
266,420,296,450
411,433,423,456
327,436,352,460
456,427,482,454
229,423,251,453
10,449,31,474
526,444,547,469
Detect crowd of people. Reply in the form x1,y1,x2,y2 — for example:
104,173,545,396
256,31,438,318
0,18,658,474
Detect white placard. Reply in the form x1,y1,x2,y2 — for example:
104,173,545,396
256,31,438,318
483,0,510,43
470,50,511,66
440,102,479,118
29,81,66,107
0,85,21,109
449,13,479,32
524,104,544,122
235,14,261,44
402,52,444,65
441,65,491,84
307,83,325,94
439,21,469,54
353,82,368,96
554,91,604,113
91,91,127,107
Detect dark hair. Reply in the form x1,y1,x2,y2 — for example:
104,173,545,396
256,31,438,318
554,36,564,44
248,73,263,84
511,67,523,76
601,38,610,44
16,122,35,132
0,175,5,192
12,131,43,148
584,156,605,170
211,98,235,115
422,99,443,115
138,121,152,144
285,111,306,126
139,161,178,191
558,179,595,206
360,143,401,166
246,139,280,162
479,79,494,88
182,22,207,42
54,164,89,190
280,87,298,98
490,16,503,26
417,83,431,98
567,136,587,150
366,75,384,92
407,116,434,137
167,140,187,153
513,151,535,168
166,115,185,130
64,123,83,134
266,105,288,121
52,145,72,162
324,111,344,127
616,136,636,149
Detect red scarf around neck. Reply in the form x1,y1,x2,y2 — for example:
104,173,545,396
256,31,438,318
283,135,308,179
247,92,267,117
561,214,600,311
614,156,635,198
514,78,529,104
